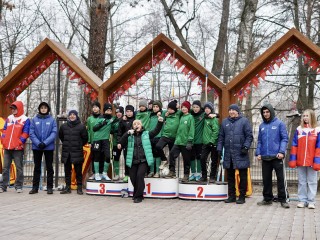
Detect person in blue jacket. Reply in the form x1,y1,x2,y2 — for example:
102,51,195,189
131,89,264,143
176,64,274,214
217,104,253,204
29,102,57,194
256,103,289,208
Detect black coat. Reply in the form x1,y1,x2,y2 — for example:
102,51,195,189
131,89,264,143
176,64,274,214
217,115,253,169
117,116,135,144
59,119,88,164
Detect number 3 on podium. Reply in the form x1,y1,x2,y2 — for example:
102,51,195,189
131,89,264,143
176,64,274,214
99,183,106,194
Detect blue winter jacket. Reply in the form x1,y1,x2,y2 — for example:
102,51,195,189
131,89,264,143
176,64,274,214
255,104,288,159
30,114,57,150
217,115,253,169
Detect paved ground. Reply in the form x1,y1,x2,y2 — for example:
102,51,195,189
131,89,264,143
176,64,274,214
0,188,319,240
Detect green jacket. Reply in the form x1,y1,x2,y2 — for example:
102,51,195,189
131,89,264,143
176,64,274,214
162,110,181,139
111,117,120,146
126,131,153,168
135,110,150,129
92,116,115,141
86,114,101,144
147,110,165,137
202,115,219,145
174,113,195,146
192,111,205,144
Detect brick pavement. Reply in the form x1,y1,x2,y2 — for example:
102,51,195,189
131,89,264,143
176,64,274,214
0,189,319,240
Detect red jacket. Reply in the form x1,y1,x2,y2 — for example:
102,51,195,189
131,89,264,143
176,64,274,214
289,126,320,170
1,101,30,150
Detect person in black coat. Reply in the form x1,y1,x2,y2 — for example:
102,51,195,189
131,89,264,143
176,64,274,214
117,105,135,182
217,104,253,204
59,110,88,195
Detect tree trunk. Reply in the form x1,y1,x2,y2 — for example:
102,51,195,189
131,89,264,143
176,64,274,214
233,0,258,76
83,0,110,122
211,0,230,79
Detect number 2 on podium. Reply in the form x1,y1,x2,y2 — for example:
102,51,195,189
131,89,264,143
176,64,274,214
197,186,203,198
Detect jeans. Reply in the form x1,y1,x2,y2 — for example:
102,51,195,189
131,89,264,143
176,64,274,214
32,150,54,190
0,150,24,190
297,166,318,204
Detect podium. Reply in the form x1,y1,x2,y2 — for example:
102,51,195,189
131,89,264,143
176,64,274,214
178,182,228,201
128,177,179,198
86,180,128,196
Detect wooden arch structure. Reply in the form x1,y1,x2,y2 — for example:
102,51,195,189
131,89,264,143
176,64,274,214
225,28,320,117
0,28,319,120
99,33,225,114
0,38,101,117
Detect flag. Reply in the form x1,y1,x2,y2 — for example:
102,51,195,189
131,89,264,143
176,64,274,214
90,91,98,101
258,70,266,80
174,60,183,70
70,73,81,81
309,60,319,70
182,66,190,75
129,75,137,84
251,76,259,87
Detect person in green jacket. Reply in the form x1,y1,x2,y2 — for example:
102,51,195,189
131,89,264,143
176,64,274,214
167,101,195,182
156,100,180,173
86,101,102,180
110,106,124,181
135,99,150,129
147,100,166,177
92,103,114,181
118,116,164,203
199,102,219,182
189,100,204,181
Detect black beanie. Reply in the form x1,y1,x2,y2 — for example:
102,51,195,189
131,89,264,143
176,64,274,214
92,101,101,109
229,104,240,113
204,102,215,113
167,100,177,112
38,102,50,114
125,105,134,112
103,103,112,112
192,100,202,108
116,106,124,114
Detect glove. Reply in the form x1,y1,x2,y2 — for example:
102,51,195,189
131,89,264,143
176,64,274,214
241,147,249,154
158,116,164,122
38,142,46,149
128,129,135,135
186,142,193,150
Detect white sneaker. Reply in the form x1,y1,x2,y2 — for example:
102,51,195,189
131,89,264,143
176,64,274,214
88,174,95,180
113,175,120,181
147,172,154,178
154,172,160,178
159,161,167,170
308,203,315,209
0,188,4,193
16,189,23,193
95,173,102,181
102,172,111,181
297,202,305,208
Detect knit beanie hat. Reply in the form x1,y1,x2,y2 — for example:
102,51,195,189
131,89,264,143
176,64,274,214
92,101,101,109
103,103,112,112
204,102,215,113
181,101,191,111
125,105,134,112
153,100,162,109
116,106,124,114
229,104,240,113
68,110,79,118
192,100,202,108
167,100,178,112
139,99,148,108
38,102,51,114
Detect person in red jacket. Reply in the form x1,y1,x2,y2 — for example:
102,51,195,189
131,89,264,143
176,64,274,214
289,109,320,209
0,101,30,193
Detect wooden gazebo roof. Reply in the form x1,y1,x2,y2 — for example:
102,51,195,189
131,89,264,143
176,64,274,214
0,38,101,116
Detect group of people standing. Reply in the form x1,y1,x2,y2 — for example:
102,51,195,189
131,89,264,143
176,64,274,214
0,99,319,208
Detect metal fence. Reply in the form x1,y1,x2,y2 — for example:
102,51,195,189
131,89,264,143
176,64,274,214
17,144,301,189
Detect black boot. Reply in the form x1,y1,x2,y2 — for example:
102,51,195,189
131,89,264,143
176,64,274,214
77,186,83,195
29,189,38,194
224,196,236,203
236,196,246,204
60,186,71,194
47,188,53,194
